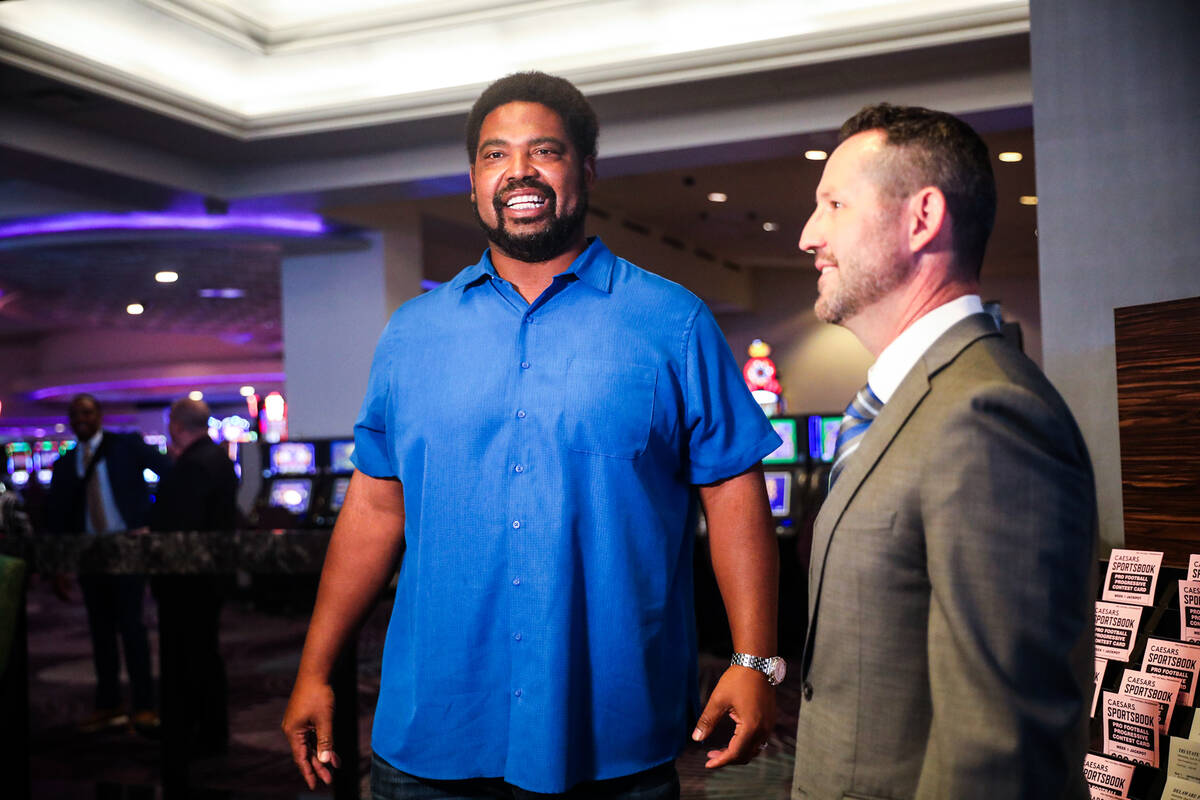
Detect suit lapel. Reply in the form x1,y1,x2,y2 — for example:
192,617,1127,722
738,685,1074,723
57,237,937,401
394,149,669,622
802,313,1000,669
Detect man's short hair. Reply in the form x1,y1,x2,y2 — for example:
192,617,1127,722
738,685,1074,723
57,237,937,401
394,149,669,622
69,393,101,414
170,397,211,433
465,71,599,161
840,103,996,277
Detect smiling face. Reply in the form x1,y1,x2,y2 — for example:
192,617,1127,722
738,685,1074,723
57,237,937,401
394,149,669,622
68,395,102,441
469,101,594,263
799,130,912,326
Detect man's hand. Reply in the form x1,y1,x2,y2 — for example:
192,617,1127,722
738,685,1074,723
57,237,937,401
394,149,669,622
51,573,73,602
691,665,776,768
281,677,341,789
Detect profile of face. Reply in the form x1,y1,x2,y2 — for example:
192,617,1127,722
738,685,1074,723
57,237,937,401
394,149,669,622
68,397,102,442
799,130,912,326
469,101,595,263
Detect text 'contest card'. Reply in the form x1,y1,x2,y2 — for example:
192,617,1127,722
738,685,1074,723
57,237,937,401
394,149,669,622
1103,549,1164,606
1181,581,1200,644
1084,752,1135,798
1096,601,1143,662
1146,639,1200,706
1094,658,1108,718
1120,668,1182,734
1163,775,1200,800
1103,691,1160,768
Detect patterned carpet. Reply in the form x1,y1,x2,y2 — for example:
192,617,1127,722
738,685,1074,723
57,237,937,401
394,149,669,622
25,577,799,799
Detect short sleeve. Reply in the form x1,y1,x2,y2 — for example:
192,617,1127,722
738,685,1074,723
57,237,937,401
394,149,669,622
683,302,781,484
351,321,397,478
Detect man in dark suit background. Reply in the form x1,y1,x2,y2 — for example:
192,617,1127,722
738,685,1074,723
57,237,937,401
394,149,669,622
791,105,1096,799
48,393,171,732
150,396,240,754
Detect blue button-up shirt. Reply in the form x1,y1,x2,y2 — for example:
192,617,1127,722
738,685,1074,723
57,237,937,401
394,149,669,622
353,238,780,793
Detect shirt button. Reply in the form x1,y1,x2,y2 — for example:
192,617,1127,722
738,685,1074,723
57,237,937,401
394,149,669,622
802,681,814,701
516,410,526,419
513,632,522,641
512,577,521,586
514,689,522,697
512,520,521,529
520,361,530,369
513,464,524,473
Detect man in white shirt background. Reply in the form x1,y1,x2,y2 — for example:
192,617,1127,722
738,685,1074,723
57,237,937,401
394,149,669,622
791,104,1096,800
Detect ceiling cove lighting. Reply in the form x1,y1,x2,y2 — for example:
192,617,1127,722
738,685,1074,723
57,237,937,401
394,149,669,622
0,212,329,240
804,150,828,161
126,303,145,315
998,152,1024,162
155,270,179,283
199,288,245,299
707,192,728,203
1019,195,1039,206
29,373,287,401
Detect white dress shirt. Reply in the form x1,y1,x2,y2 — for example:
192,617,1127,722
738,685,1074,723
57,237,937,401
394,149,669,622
866,295,986,403
75,430,128,534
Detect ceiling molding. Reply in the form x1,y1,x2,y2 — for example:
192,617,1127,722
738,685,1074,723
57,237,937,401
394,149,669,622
1,1,1029,140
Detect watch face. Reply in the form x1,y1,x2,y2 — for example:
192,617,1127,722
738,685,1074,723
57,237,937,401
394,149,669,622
769,657,787,685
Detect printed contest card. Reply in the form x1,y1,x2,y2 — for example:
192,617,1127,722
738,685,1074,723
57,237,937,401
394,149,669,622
1095,601,1143,661
1103,549,1164,606
1120,668,1182,734
1170,736,1200,783
1189,554,1200,584
1103,690,1160,767
1163,775,1200,800
1181,581,1200,644
1084,752,1135,798
1094,658,1108,718
1145,639,1200,706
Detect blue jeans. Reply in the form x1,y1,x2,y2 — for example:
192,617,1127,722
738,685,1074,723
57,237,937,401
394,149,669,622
370,752,680,800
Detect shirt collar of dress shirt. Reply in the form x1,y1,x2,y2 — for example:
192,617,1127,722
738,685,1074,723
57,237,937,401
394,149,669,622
866,294,984,403
448,237,615,294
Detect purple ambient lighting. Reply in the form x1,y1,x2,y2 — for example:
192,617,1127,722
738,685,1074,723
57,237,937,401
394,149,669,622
199,288,246,299
29,372,287,401
0,211,328,240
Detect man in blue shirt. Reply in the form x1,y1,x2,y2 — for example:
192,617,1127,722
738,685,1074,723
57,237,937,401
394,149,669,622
283,72,784,799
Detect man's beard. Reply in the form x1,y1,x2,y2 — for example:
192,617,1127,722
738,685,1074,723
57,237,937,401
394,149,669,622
473,177,588,263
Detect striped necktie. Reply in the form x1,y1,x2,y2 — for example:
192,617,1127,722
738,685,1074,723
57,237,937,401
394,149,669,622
829,383,883,488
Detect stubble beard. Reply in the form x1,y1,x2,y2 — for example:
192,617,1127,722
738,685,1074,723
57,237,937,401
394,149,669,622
814,249,911,325
473,177,589,263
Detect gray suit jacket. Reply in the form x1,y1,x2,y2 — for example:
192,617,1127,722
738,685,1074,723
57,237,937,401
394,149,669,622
792,314,1095,800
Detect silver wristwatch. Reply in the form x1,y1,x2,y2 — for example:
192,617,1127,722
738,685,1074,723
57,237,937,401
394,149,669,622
731,652,787,686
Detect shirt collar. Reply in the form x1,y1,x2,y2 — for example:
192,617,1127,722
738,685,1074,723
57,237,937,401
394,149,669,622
447,237,615,294
867,294,984,403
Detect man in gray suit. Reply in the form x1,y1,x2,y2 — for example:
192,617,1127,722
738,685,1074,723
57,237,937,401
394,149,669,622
791,104,1095,799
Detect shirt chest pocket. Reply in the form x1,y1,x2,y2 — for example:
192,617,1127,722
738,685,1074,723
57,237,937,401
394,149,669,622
562,359,657,459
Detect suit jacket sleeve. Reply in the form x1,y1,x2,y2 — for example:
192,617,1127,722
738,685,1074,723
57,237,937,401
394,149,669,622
916,380,1095,799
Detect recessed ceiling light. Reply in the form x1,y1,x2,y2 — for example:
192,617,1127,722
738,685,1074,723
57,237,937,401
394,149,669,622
155,270,179,283
804,150,828,161
762,222,779,232
239,385,255,397
1019,195,1039,206
126,302,144,315
998,152,1023,163
707,192,728,203
198,288,245,299
188,390,204,401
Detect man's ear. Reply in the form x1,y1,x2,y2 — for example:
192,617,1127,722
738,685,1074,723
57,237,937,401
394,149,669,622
907,186,948,255
582,155,597,189
468,165,477,204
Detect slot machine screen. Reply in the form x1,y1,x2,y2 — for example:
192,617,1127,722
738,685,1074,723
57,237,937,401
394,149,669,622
269,442,316,475
269,479,313,514
6,443,33,487
34,441,63,484
329,440,356,474
329,476,352,513
763,471,792,517
808,415,843,463
762,418,799,465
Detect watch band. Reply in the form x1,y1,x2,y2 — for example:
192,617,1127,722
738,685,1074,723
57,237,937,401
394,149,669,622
730,652,786,685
